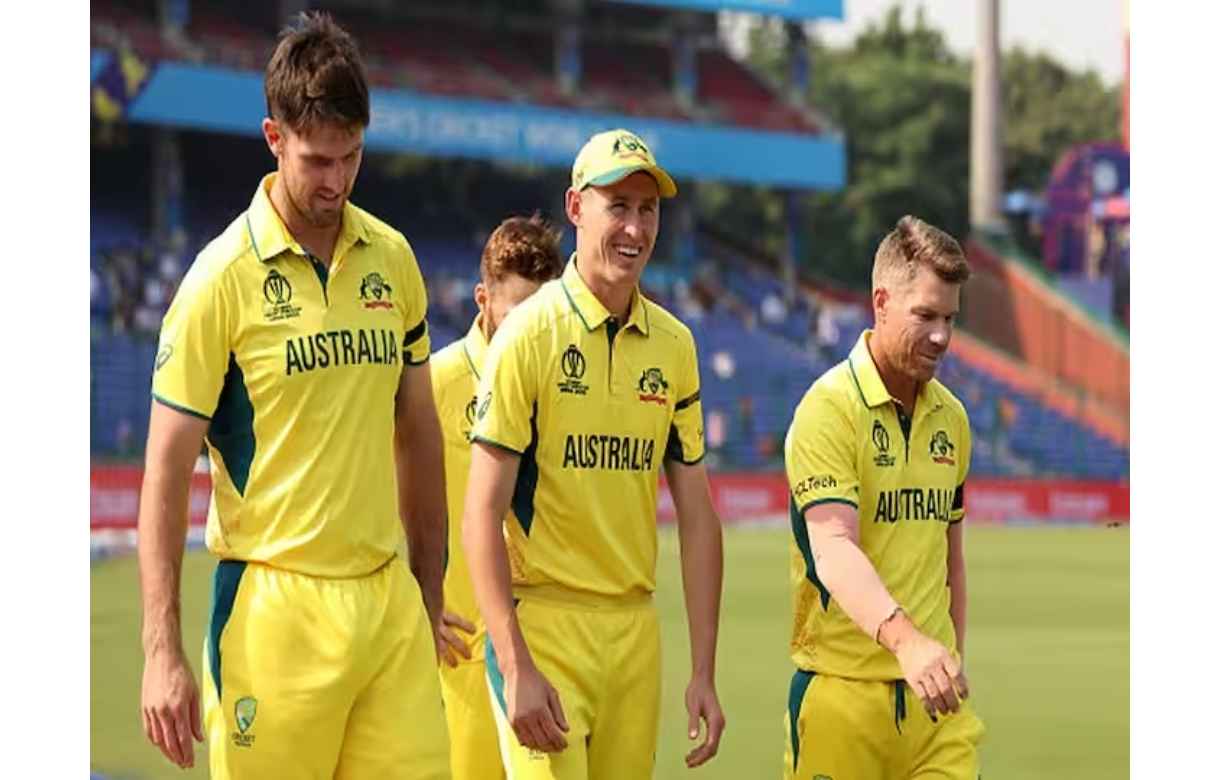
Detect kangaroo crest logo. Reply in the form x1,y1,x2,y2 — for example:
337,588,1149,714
360,272,394,310
612,132,651,161
929,430,956,465
636,367,668,406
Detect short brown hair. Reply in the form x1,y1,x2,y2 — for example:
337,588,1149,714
264,12,370,133
481,214,564,286
872,215,971,290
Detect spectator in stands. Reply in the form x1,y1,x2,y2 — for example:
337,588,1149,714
761,290,787,325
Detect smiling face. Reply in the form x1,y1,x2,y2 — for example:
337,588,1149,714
263,118,364,229
873,263,961,385
566,171,660,291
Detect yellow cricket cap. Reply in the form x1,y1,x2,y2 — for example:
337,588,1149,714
570,129,678,199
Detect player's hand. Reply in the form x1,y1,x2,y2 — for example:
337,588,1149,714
437,610,477,668
505,661,569,753
683,674,726,768
141,647,205,769
892,630,969,719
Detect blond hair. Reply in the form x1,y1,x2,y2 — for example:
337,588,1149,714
871,215,971,291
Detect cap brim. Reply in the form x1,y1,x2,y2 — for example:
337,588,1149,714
585,164,678,198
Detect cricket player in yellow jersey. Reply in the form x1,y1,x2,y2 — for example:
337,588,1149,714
431,215,564,779
782,216,985,780
137,14,450,778
462,129,727,779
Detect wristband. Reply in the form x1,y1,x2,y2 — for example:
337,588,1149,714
875,605,904,644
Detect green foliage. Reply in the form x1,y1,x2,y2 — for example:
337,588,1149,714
731,4,1120,290
1002,46,1121,192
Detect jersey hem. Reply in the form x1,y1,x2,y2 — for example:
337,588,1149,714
471,434,525,456
664,451,706,466
796,496,858,515
151,392,212,421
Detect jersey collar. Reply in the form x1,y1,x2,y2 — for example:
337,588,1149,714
245,173,370,264
462,315,489,381
847,329,939,413
559,254,651,336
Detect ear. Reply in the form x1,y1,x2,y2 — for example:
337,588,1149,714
872,286,889,324
564,187,582,228
262,118,283,158
474,281,489,313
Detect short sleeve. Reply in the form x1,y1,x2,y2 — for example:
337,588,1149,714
950,415,972,523
470,319,539,455
663,332,705,465
783,389,860,513
151,265,231,419
399,240,431,365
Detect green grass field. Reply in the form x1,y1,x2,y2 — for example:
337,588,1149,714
92,525,1128,779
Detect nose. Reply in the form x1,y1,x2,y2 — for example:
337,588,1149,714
622,217,643,240
325,161,346,195
928,323,950,347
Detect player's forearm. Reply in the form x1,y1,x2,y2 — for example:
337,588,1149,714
808,524,901,641
396,423,447,626
947,524,968,658
676,507,724,680
462,505,532,672
136,454,194,659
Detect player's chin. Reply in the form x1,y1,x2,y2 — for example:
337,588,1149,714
309,207,343,227
611,251,649,279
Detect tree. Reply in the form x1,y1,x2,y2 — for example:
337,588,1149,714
1001,46,1120,192
727,4,1120,290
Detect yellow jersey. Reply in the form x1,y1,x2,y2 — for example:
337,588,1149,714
431,317,492,650
471,257,705,601
152,173,431,578
783,330,971,680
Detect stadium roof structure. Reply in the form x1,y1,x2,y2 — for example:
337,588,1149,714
608,0,843,22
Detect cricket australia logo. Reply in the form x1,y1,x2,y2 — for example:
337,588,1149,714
558,344,589,396
872,419,896,468
232,696,257,748
612,132,651,161
636,367,669,406
359,272,394,310
263,269,301,321
929,430,956,465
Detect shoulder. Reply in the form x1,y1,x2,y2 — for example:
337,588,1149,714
350,204,421,265
641,296,694,346
928,378,970,426
430,338,471,389
790,360,860,432
178,215,256,298
494,279,574,349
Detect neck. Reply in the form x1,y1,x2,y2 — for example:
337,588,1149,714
577,254,634,321
269,175,341,263
867,335,918,411
477,312,492,343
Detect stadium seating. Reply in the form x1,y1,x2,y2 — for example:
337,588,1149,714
90,4,815,135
